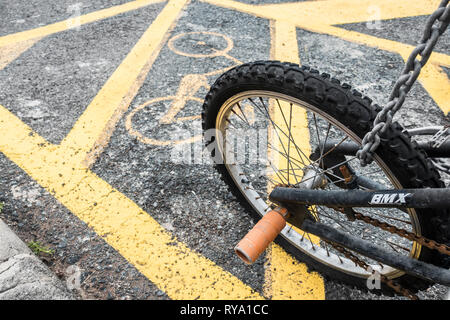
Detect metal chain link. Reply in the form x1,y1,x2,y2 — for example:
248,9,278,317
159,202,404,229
324,240,419,300
431,158,450,174
351,211,450,256
357,0,450,166
430,125,450,174
430,125,450,148
325,208,450,300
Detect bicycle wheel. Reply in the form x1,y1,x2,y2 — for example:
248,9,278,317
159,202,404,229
202,61,449,295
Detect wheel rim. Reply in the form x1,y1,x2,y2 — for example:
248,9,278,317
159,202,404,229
215,90,422,280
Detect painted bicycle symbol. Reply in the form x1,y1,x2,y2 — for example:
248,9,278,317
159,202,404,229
126,31,243,146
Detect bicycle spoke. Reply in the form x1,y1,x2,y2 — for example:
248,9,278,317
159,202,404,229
252,98,302,185
295,156,359,186
268,159,289,186
249,97,311,167
275,99,301,185
318,123,332,168
230,107,249,126
236,102,251,126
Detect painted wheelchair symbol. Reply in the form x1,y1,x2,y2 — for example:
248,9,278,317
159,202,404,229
126,31,243,146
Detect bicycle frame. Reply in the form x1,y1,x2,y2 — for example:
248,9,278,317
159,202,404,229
265,128,450,286
299,219,450,286
266,184,450,287
269,187,450,209
314,136,450,160
264,123,450,284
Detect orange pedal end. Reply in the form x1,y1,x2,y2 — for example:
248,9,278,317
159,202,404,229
234,207,288,264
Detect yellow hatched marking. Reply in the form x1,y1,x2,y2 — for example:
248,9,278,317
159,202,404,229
0,0,262,300
0,105,261,300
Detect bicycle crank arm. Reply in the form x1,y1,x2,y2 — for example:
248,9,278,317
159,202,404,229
301,219,450,286
269,187,450,209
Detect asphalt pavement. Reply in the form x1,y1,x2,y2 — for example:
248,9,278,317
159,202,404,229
0,0,448,300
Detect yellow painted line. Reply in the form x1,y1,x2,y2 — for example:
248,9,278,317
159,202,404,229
410,62,450,115
262,0,441,26
125,31,240,147
270,20,300,64
0,38,42,71
60,0,187,162
201,0,450,115
202,0,441,26
202,0,450,67
306,25,450,115
0,0,165,47
0,0,263,299
82,48,158,167
265,19,325,300
82,5,180,166
0,105,262,300
266,245,325,300
307,25,450,68
159,74,208,124
125,96,203,146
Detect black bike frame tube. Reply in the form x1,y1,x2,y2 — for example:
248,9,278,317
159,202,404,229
269,187,450,209
317,140,450,158
301,219,450,286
